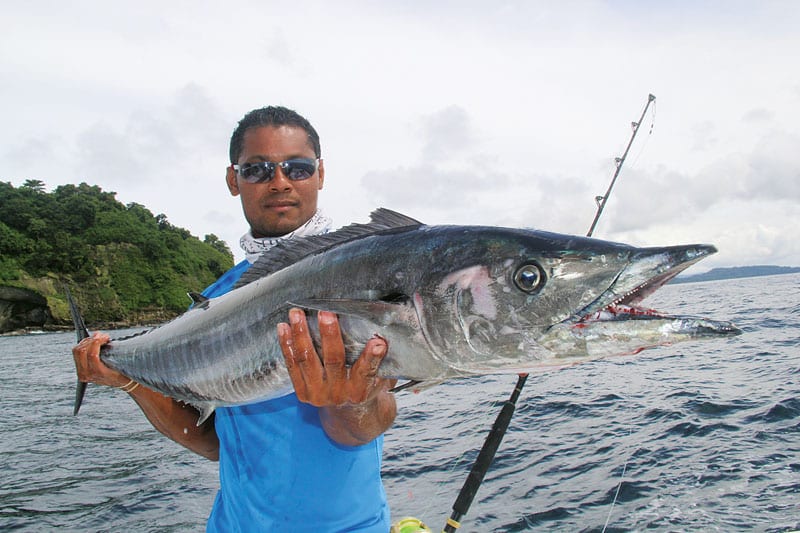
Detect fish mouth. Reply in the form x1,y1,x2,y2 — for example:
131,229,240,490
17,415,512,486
535,240,741,363
562,243,742,337
571,244,721,323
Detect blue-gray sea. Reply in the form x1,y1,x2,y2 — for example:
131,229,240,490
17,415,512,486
1,274,798,532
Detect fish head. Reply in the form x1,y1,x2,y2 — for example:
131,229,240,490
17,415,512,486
414,227,734,373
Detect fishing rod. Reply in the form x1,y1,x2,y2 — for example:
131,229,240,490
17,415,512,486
440,93,656,533
587,94,656,237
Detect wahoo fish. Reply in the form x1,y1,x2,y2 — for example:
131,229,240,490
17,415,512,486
69,209,740,422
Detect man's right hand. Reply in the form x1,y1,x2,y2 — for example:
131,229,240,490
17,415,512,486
72,332,130,388
71,330,220,460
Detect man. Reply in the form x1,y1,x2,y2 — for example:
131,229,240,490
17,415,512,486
72,106,397,532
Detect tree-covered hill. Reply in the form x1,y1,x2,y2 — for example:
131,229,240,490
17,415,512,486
0,180,234,328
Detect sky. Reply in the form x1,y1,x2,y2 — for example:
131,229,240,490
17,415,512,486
2,1,798,271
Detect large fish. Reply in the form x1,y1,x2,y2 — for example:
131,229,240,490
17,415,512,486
69,209,740,422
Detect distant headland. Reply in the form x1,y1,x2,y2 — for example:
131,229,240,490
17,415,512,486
673,265,800,284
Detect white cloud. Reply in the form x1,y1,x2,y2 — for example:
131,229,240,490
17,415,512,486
1,1,798,267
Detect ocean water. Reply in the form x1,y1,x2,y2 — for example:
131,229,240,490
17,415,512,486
1,274,797,532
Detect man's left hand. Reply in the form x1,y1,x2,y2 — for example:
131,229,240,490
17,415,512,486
277,307,397,407
277,308,398,445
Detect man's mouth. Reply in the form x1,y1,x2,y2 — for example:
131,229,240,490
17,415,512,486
264,200,298,210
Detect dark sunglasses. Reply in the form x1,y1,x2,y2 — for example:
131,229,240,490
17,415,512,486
232,158,320,183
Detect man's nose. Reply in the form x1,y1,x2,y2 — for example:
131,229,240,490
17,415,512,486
268,166,293,191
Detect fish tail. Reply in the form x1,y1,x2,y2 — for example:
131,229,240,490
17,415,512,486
65,286,90,415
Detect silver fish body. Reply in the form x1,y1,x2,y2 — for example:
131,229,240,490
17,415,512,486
87,209,739,421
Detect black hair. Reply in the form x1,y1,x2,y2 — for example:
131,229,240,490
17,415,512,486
228,106,321,163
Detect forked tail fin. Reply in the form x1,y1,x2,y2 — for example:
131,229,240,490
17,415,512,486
65,287,90,415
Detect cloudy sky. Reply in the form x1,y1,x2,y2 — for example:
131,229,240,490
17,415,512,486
2,1,798,270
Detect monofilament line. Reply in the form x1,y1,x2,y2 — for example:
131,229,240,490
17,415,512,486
601,431,632,532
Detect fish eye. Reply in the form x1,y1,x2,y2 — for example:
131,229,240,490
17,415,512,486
513,262,545,293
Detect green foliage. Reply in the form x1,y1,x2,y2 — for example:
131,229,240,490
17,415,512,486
204,233,232,257
0,181,235,324
21,179,46,193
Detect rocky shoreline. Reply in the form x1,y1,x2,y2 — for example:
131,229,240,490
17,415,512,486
0,284,178,335
1,324,72,336
0,322,159,336
0,285,53,334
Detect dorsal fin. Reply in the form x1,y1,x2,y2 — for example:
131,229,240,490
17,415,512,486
233,208,423,289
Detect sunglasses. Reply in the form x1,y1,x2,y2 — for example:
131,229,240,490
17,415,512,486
232,158,320,183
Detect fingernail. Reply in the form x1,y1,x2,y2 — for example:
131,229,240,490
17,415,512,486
289,310,302,324
372,341,386,355
319,312,335,325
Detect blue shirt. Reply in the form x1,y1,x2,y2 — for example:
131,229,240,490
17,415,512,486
203,260,390,532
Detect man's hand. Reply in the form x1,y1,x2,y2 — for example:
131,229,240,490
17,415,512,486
72,332,130,388
71,331,220,459
277,308,398,445
277,308,395,406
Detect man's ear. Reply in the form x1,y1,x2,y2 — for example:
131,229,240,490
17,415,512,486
226,166,240,196
317,159,325,190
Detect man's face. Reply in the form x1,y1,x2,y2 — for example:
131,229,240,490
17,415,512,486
226,125,325,238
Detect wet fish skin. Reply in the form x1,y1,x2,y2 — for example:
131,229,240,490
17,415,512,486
70,209,740,422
